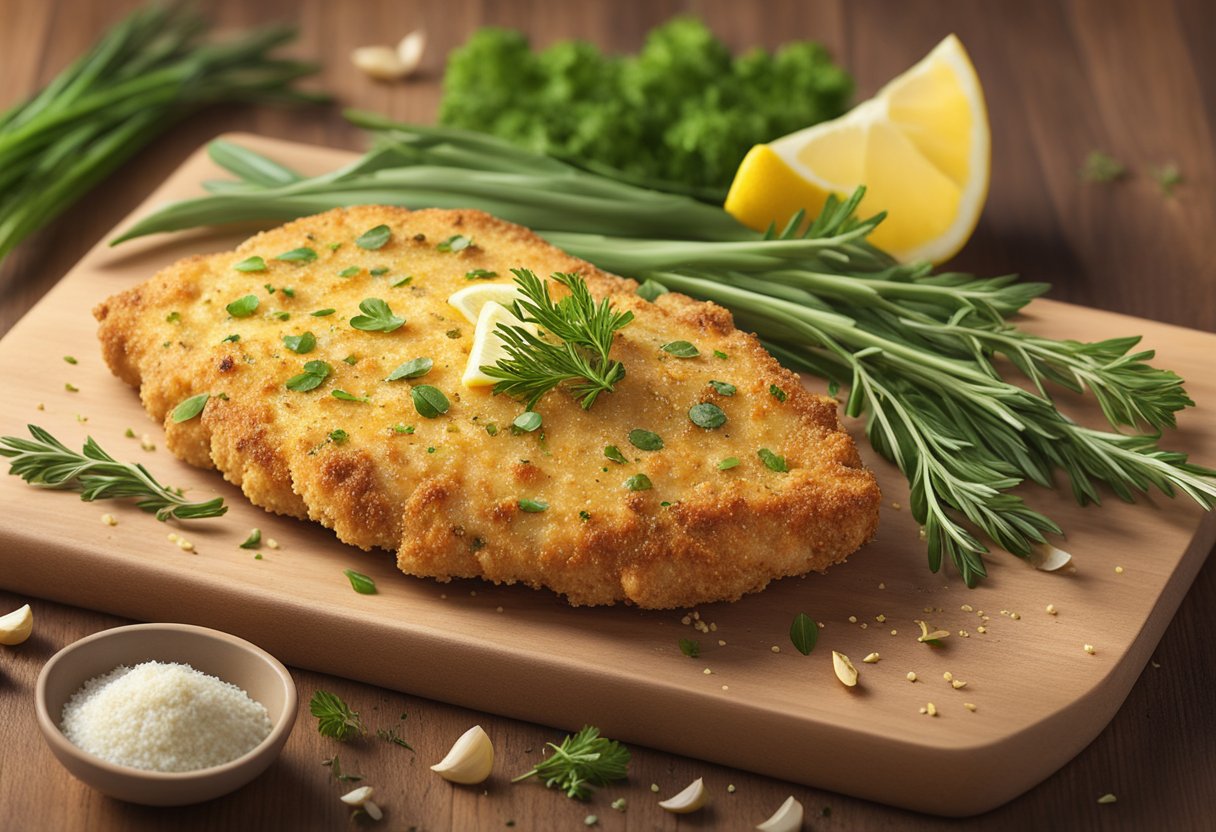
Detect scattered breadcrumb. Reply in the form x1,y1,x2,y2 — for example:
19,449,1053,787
1114,566,1124,574
266,538,280,550
100,513,117,527
771,645,780,653
140,434,156,452
964,702,977,712
1046,604,1057,615
727,784,736,793
906,672,917,682
862,652,880,664
1084,644,1096,655
1097,793,1117,805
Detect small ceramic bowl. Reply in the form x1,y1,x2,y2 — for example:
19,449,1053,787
35,622,296,806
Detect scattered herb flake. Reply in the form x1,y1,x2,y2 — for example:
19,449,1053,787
579,510,591,521
329,428,349,444
603,445,627,464
283,332,316,354
310,690,364,740
221,333,240,343
1080,150,1127,183
350,297,405,332
717,457,740,470
342,355,358,365
239,529,262,549
758,448,788,472
311,308,336,317
165,311,181,323
282,287,295,298
234,255,267,272
356,224,392,250
274,311,290,321
437,234,472,253
285,359,332,392
170,393,209,423
465,268,498,280
689,402,726,429
412,385,450,418
343,568,376,594
678,638,700,658
275,247,318,263
636,279,668,302
519,497,549,513
485,423,499,436
628,429,663,451
64,382,78,392
790,612,819,655
513,411,542,432
370,266,389,276
713,350,728,359
707,380,735,396
392,424,415,435
661,340,699,358
387,357,433,381
332,390,369,403
770,384,787,402
624,473,653,491
63,356,78,365
1152,162,1183,196
376,727,414,750
389,275,413,287
338,266,360,278
226,294,259,318
511,725,630,800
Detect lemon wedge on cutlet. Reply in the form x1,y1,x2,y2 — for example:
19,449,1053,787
724,34,989,264
448,283,524,325
461,301,535,388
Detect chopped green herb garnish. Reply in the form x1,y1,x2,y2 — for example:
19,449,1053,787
170,393,209,423
827,380,840,396
310,690,365,740
386,357,432,381
661,340,699,358
329,428,349,444
758,448,788,472
513,411,542,432
226,294,258,317
221,333,240,343
311,308,336,317
376,727,414,750
628,429,663,451
165,311,181,323
275,247,317,263
337,266,360,278
636,279,668,302
678,638,700,658
332,390,369,403
282,287,295,298
264,283,276,294
717,457,740,470
392,424,415,435
63,356,77,365
370,266,389,276
465,268,498,280
64,382,78,392
342,355,358,365
282,331,316,354
713,350,728,360
770,384,787,402
707,380,735,396
322,754,362,782
1081,150,1127,183
411,385,450,418
254,553,263,560
274,311,290,321
234,255,267,272
578,510,591,521
124,428,136,438
518,497,548,513
789,612,819,655
343,568,376,593
603,445,627,464
437,234,473,252
1152,162,1183,196
350,297,405,332
445,328,462,339
239,528,261,549
485,424,499,436
511,725,630,800
389,275,413,287
328,242,341,251
624,473,652,491
689,402,726,429
285,359,332,392
356,224,392,250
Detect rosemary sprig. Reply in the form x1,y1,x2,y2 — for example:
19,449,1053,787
511,725,630,800
0,425,226,521
482,269,634,410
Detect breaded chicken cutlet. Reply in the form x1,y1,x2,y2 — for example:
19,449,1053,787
95,206,879,607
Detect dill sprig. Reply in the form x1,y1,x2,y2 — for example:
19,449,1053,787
482,269,634,410
0,425,226,521
511,725,630,800
309,690,365,741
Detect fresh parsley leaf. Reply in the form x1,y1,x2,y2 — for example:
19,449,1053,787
689,402,726,429
329,429,349,444
234,255,267,272
758,448,788,472
342,355,358,365
337,266,360,278
636,279,668,302
343,568,376,594
790,612,819,655
370,266,389,276
628,429,663,451
221,334,240,343
411,385,450,418
518,498,548,512
513,411,542,432
310,690,364,740
713,350,728,360
708,380,735,396
386,357,432,381
170,393,209,423
661,340,699,358
465,268,498,280
274,311,290,321
770,384,787,402
393,424,415,435
624,473,652,491
485,424,498,436
283,332,316,354
350,298,405,332
356,224,392,250
717,457,740,470
511,725,630,800
603,445,627,464
332,390,369,403
311,308,336,317
226,294,259,318
678,638,700,658
239,528,262,550
389,275,413,287
276,247,317,263
437,234,473,252
285,360,332,392
165,311,181,323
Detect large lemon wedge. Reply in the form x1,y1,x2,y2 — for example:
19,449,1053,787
448,283,523,325
724,34,989,264
462,301,535,388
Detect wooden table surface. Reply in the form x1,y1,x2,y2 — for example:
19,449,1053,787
1,1,1213,829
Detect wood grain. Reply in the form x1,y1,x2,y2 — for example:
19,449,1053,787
0,1,1213,829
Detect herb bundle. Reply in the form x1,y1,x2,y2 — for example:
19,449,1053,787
0,4,323,263
111,117,1216,585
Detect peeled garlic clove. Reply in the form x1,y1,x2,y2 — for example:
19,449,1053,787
431,724,494,784
0,603,33,646
756,795,804,832
832,650,858,687
658,777,708,813
1029,542,1072,571
396,30,426,75
363,800,383,821
352,46,408,81
340,785,374,806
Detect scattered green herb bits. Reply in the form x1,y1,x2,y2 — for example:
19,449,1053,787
276,247,317,263
283,332,316,354
386,357,432,381
688,402,726,429
758,448,789,472
513,411,542,432
356,224,392,250
170,393,209,423
412,385,450,418
518,498,548,513
350,298,405,332
233,256,266,272
226,294,259,318
628,429,663,451
285,360,332,392
343,568,376,594
661,340,699,358
624,473,653,491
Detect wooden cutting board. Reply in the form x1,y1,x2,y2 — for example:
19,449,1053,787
2,135,1213,817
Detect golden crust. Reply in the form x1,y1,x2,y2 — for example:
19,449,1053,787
95,206,879,607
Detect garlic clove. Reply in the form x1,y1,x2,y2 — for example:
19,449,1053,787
1029,542,1072,571
658,777,708,813
363,800,383,820
340,785,374,806
832,650,858,687
352,46,408,81
756,795,804,832
0,603,33,646
396,31,426,75
431,724,494,784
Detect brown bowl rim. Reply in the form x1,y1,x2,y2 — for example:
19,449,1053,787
34,622,297,781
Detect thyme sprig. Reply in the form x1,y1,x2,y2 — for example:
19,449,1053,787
511,725,630,800
0,425,226,521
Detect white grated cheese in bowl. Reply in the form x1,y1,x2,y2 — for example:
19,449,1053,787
60,661,272,772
